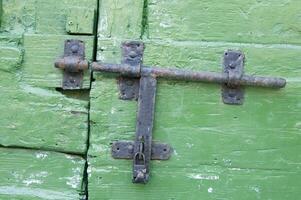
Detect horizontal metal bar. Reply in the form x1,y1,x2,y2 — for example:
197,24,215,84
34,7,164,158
91,62,286,88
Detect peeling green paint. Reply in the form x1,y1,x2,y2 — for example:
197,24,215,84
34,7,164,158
0,148,85,200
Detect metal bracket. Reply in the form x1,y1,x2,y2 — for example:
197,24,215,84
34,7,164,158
118,41,144,100
54,39,88,89
112,141,172,160
111,41,172,184
222,50,245,105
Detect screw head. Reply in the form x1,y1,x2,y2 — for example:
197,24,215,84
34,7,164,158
71,45,79,53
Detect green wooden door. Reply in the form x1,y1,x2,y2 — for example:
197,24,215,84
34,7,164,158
0,0,97,199
88,0,301,199
0,0,301,200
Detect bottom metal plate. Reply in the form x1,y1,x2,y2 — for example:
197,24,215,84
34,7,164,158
63,71,84,89
112,141,172,160
118,77,140,101
221,86,244,105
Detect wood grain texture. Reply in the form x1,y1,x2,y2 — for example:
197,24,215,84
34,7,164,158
0,0,98,153
0,148,85,200
0,0,96,35
0,72,89,153
97,0,144,40
147,0,301,44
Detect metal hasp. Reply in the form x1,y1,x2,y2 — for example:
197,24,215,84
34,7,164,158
112,42,172,184
54,39,88,89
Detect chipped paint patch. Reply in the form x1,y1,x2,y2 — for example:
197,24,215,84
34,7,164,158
23,179,43,186
208,187,213,193
35,152,49,160
187,173,219,180
250,186,261,193
186,143,194,148
65,175,81,189
59,167,82,189
22,171,48,186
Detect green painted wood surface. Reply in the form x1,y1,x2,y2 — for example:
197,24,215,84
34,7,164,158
89,0,301,199
0,0,96,88
147,0,301,44
0,148,85,200
0,1,96,198
1,0,301,199
98,0,144,40
0,0,97,153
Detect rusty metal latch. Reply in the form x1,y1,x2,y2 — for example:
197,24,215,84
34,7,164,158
110,42,172,184
90,41,286,184
54,40,286,184
55,39,89,89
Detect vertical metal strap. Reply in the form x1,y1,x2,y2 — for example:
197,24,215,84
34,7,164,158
132,75,157,183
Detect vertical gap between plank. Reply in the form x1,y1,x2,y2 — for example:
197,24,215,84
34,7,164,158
82,0,100,199
140,0,149,39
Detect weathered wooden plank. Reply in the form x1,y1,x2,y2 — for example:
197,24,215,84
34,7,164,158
147,0,301,44
66,8,95,35
0,37,88,154
0,0,96,35
97,0,144,40
0,73,89,153
0,0,96,153
1,0,96,88
0,148,85,200
88,161,301,200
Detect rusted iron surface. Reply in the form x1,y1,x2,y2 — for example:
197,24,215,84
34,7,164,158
222,50,245,105
92,62,286,88
132,76,157,183
117,41,143,100
111,141,172,160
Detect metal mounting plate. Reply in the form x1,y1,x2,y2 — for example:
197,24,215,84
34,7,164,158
222,50,245,105
63,40,85,89
111,141,172,160
55,39,88,90
118,77,140,100
118,41,144,100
